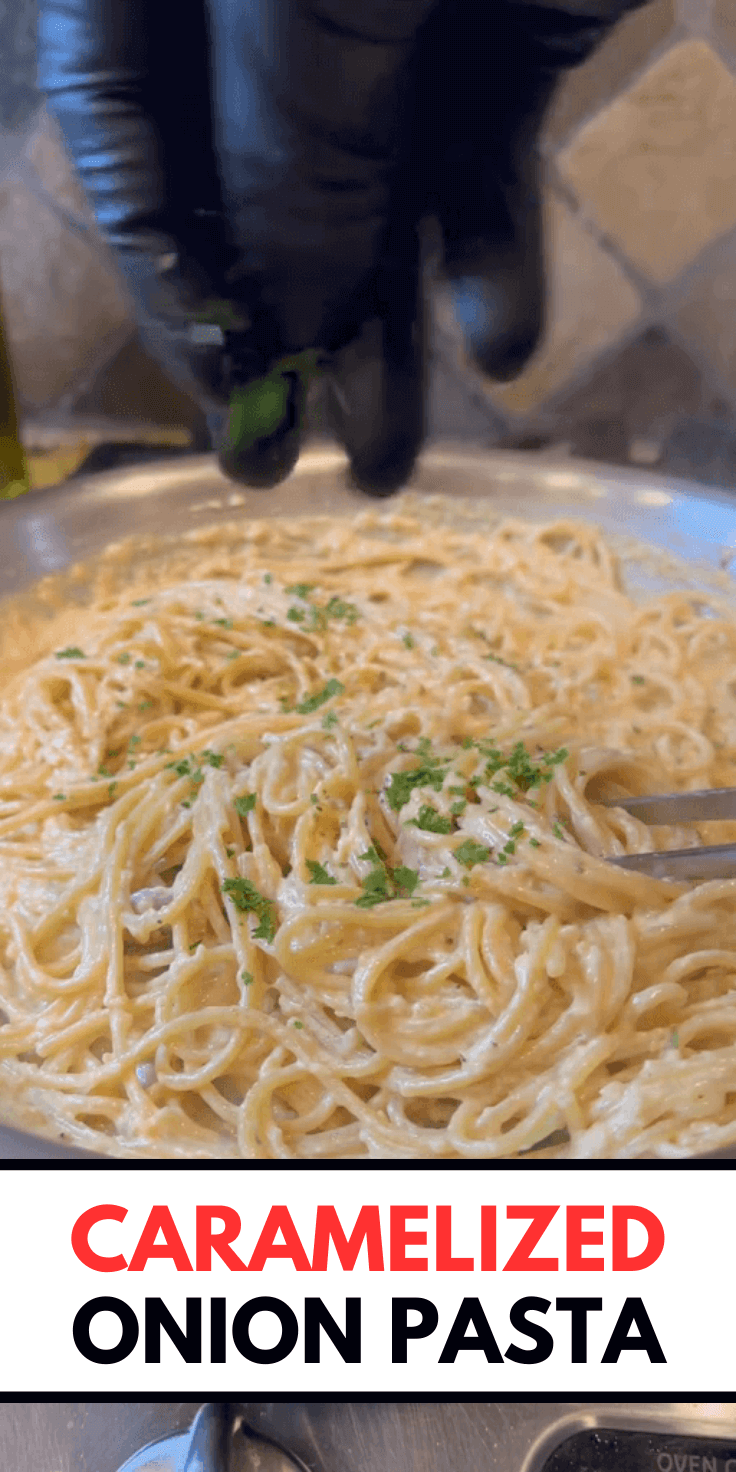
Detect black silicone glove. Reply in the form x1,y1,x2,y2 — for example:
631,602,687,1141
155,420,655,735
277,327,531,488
38,0,649,493
198,0,440,491
37,0,438,489
419,0,653,380
325,0,651,492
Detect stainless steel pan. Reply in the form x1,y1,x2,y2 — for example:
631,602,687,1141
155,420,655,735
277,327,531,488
2,439,735,1160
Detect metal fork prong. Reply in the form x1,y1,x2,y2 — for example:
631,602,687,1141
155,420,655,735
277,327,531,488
609,842,736,881
600,787,736,824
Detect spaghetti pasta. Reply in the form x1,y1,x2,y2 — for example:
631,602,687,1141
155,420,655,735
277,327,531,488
1,498,736,1158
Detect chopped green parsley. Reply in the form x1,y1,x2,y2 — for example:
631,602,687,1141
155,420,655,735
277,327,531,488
166,758,194,778
306,859,336,886
234,793,256,816
55,646,85,660
324,594,360,624
464,738,569,797
355,847,419,908
407,803,453,835
454,838,490,869
222,877,277,943
385,741,450,811
285,586,359,631
485,653,519,671
293,678,345,715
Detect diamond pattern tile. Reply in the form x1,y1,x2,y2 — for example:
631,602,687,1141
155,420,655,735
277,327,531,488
0,179,129,411
711,0,735,56
23,106,95,230
481,194,641,418
71,333,210,444
552,325,716,462
558,39,736,283
0,0,37,131
662,414,736,489
542,0,675,150
674,236,736,403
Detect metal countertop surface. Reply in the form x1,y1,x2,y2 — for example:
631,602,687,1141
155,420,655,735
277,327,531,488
5,1402,736,1472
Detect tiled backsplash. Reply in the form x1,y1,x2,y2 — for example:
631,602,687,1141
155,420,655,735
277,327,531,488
4,0,736,484
438,0,736,484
